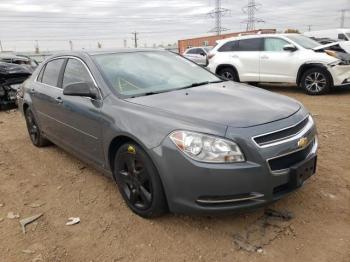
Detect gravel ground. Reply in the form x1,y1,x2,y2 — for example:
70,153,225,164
0,85,349,262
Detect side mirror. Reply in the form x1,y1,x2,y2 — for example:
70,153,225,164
63,82,98,99
283,44,297,52
200,52,206,56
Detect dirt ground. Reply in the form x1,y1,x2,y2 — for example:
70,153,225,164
0,85,349,262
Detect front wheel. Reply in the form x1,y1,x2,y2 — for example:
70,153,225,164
300,68,332,95
218,67,239,82
113,143,167,218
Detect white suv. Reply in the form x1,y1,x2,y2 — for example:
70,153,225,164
208,34,350,95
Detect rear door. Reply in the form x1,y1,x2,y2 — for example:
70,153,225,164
218,38,262,82
259,37,299,83
31,58,66,141
59,58,105,166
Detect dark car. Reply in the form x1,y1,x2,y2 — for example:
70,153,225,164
18,50,318,218
0,62,32,110
0,54,39,73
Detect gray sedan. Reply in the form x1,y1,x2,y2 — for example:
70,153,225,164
18,50,318,218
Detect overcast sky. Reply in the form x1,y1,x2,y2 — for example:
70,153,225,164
0,0,349,52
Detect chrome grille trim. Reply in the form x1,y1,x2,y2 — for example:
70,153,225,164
252,115,313,148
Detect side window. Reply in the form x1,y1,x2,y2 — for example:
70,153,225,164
218,41,239,52
194,48,204,55
41,59,65,87
62,59,93,89
264,38,289,51
338,33,347,41
186,49,196,54
237,38,262,51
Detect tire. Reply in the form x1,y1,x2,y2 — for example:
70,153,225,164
24,108,51,147
113,143,167,218
300,67,332,95
218,67,239,82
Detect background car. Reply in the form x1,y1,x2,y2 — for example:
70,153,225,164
207,34,350,95
304,28,350,42
0,53,39,73
183,46,212,66
0,62,32,110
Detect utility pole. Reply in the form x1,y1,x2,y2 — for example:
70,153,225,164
131,32,139,48
340,9,350,28
241,0,264,31
0,40,3,52
69,40,73,51
307,24,312,31
207,0,230,35
123,39,127,48
34,40,39,54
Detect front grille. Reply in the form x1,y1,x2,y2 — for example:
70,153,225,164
268,140,314,171
254,117,309,147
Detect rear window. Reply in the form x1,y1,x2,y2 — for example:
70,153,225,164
41,59,65,87
218,38,262,52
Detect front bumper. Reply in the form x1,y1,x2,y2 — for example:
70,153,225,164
150,110,318,214
328,64,350,86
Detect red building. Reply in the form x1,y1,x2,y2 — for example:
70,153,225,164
178,29,276,54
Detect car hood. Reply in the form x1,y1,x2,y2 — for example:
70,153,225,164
313,41,350,53
125,82,301,128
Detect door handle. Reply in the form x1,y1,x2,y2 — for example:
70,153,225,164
231,55,239,58
55,97,63,104
261,55,269,59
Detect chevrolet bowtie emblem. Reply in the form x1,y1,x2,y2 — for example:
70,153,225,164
297,137,308,148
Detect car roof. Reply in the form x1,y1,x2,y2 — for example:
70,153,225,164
220,33,300,43
47,48,167,58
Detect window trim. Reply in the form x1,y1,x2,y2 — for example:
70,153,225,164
35,56,102,99
38,58,65,88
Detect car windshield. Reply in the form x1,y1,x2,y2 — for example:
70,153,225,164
285,35,321,49
94,51,220,97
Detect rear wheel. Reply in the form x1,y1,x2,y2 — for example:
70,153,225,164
300,68,332,95
113,143,167,218
218,67,239,82
24,108,50,147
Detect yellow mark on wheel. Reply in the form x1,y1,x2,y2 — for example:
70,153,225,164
128,145,136,154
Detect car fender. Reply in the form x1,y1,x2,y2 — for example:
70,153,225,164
296,62,334,86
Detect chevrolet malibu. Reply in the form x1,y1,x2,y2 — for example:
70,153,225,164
18,50,318,218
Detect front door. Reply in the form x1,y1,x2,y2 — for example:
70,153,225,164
59,58,105,166
259,37,299,83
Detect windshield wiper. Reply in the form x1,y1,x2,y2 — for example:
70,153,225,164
129,80,224,98
176,80,224,90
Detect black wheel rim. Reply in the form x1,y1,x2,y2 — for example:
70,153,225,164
305,72,327,93
26,111,39,144
116,151,153,210
222,71,234,80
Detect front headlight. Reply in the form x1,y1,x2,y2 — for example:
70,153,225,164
169,131,245,163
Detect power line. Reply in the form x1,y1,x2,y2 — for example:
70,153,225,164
241,0,264,31
207,0,230,35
